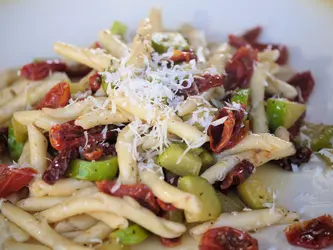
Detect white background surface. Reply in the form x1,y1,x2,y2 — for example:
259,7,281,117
1,0,333,249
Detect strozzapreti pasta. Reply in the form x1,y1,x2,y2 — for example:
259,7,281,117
0,7,332,250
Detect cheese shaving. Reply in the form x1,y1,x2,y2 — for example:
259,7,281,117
210,116,228,127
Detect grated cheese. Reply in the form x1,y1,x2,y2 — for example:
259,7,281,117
99,48,213,174
111,177,122,193
83,131,89,150
210,116,228,127
101,125,108,140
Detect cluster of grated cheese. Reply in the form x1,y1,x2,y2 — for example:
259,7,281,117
100,51,209,161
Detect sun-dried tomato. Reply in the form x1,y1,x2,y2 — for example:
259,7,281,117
156,198,178,212
35,81,71,110
91,41,102,49
288,113,305,140
42,148,78,184
49,121,118,152
0,164,37,198
208,109,235,153
228,35,248,49
208,107,248,153
49,121,84,151
170,50,197,63
97,181,161,214
224,47,257,91
220,160,254,190
242,26,262,43
160,237,182,248
285,215,333,249
21,60,68,81
273,145,312,171
21,62,51,80
83,146,104,161
195,74,224,93
100,143,117,157
288,71,315,103
200,227,258,250
0,128,8,155
181,73,224,97
88,73,102,93
224,112,249,150
228,26,288,65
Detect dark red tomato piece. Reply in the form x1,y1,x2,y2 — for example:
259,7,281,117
97,181,160,214
224,47,258,91
195,74,224,93
88,73,102,93
21,62,51,81
21,60,68,81
288,112,305,139
228,26,288,65
170,50,197,63
91,41,102,49
224,109,248,150
42,148,78,184
208,109,235,153
228,35,248,49
49,121,84,151
160,237,182,248
287,71,315,103
220,160,254,190
0,164,37,198
83,146,104,161
285,215,333,249
242,26,262,43
35,81,71,110
49,122,118,152
273,145,312,171
156,198,178,212
182,74,224,97
200,227,258,250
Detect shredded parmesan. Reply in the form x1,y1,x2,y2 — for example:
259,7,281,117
111,177,122,193
210,116,228,127
99,48,214,175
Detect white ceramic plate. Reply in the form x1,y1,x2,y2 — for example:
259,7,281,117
1,0,333,249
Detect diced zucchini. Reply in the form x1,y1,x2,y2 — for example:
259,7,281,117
266,98,306,131
110,21,127,37
301,122,333,151
231,89,249,107
316,148,333,167
179,143,204,156
237,174,273,209
157,144,202,176
110,224,148,245
8,122,24,161
199,150,214,168
164,210,184,223
216,191,246,213
152,32,189,54
11,117,27,143
67,157,118,181
69,82,86,94
178,176,222,222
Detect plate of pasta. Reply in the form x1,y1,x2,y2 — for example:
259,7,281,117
1,0,333,249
